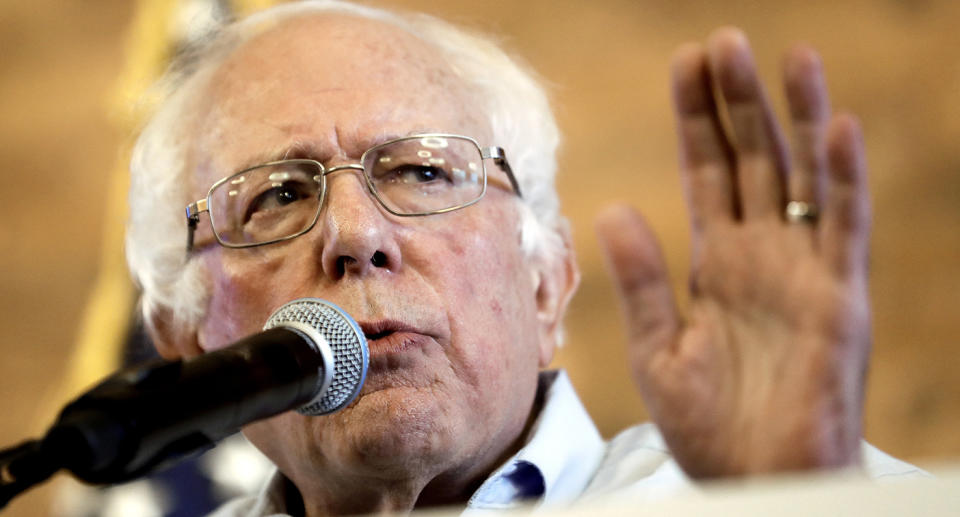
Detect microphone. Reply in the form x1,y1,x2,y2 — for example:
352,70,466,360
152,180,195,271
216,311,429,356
0,298,368,500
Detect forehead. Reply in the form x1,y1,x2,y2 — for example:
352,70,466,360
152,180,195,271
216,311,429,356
188,13,490,186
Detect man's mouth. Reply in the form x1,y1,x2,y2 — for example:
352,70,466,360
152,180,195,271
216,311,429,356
358,320,427,356
360,319,410,339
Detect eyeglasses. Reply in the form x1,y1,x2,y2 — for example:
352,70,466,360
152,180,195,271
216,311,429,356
185,134,521,250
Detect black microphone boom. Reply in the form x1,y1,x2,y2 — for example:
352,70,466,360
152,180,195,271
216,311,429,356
48,325,327,483
0,298,367,508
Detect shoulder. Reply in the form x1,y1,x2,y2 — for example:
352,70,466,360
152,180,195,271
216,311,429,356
205,468,292,517
206,495,263,517
582,423,931,502
861,442,932,480
581,423,694,502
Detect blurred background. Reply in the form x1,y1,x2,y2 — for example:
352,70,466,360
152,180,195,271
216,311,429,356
1,0,958,515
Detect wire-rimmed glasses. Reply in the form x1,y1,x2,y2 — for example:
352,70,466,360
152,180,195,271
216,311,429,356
185,134,521,250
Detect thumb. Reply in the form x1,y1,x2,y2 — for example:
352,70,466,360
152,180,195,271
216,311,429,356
596,204,681,373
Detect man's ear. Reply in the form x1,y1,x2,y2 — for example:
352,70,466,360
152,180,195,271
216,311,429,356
146,305,205,360
532,225,580,368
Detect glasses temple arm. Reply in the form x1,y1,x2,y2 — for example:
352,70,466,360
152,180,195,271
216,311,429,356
482,147,522,198
185,199,207,253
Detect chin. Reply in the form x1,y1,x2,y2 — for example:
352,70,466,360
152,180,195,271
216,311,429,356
337,385,461,467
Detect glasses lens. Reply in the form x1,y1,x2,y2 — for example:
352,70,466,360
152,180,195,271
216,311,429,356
208,160,323,246
362,136,485,214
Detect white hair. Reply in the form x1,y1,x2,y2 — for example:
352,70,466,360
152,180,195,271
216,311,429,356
126,0,565,334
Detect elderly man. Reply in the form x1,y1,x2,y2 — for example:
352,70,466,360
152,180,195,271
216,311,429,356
125,1,920,515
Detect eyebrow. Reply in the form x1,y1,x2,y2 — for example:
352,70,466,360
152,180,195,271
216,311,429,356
233,141,323,171
232,127,449,172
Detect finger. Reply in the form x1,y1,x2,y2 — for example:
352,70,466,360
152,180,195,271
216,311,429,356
707,27,790,220
783,44,831,237
596,204,681,371
820,114,870,278
671,42,737,237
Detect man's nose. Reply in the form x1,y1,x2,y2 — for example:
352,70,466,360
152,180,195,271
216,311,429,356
313,167,401,279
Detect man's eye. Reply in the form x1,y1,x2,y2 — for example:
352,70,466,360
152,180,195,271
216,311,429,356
244,184,308,221
392,165,450,185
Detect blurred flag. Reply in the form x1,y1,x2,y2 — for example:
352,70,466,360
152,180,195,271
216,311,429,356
52,1,286,516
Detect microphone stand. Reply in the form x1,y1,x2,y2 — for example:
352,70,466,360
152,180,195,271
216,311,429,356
0,298,367,509
0,439,61,509
0,408,124,510
0,325,328,509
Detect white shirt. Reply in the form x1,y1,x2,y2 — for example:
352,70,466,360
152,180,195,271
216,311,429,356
209,370,927,516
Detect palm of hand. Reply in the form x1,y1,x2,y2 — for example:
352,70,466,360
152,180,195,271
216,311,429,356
597,28,872,478
645,222,869,477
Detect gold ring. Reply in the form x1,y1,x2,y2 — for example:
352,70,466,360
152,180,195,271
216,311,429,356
785,201,819,224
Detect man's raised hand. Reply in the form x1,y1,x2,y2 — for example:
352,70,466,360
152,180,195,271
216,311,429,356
596,27,872,478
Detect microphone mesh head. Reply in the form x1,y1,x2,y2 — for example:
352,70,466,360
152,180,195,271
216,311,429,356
263,299,368,415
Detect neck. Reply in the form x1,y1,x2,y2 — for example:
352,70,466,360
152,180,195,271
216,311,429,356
287,387,546,517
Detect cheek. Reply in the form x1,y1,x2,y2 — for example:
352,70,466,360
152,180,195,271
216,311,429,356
431,216,521,307
198,250,304,350
427,207,539,373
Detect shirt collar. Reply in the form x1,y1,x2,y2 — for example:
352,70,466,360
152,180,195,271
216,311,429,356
466,369,605,511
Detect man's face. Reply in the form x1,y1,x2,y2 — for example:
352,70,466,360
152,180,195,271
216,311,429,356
179,15,555,487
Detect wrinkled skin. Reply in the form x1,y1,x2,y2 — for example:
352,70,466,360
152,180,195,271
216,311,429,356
151,15,577,516
150,12,873,516
596,28,871,477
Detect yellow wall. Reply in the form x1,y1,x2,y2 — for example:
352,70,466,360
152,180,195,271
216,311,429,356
1,1,957,514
